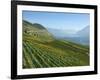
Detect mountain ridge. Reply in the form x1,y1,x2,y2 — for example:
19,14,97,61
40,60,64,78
76,25,90,38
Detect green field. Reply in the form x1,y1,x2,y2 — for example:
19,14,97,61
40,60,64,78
22,20,89,69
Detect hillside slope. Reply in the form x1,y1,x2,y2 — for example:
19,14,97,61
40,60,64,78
23,20,54,42
22,20,89,68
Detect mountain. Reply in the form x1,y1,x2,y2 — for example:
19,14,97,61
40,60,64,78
23,20,54,42
47,26,90,45
75,25,90,45
76,25,90,38
63,26,90,45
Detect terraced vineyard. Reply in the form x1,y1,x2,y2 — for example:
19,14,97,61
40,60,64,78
22,20,89,69
23,39,89,68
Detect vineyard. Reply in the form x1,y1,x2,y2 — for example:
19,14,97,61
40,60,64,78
22,20,89,69
23,39,89,68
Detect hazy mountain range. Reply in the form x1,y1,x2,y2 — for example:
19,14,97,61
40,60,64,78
47,25,90,45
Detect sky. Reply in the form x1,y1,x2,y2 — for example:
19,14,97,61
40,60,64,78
22,11,90,32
